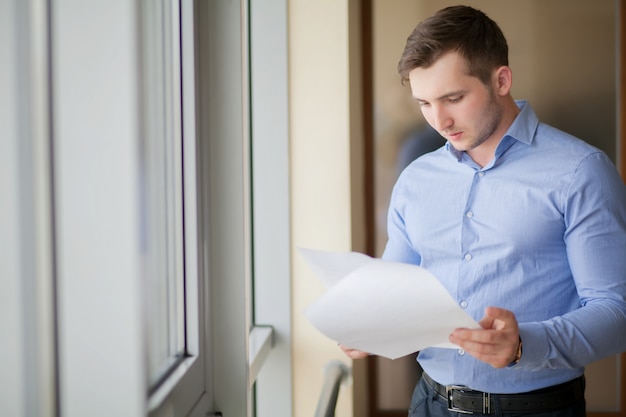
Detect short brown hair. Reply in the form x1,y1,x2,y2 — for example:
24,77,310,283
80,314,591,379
397,5,508,85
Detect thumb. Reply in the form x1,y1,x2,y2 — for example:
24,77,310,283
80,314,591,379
481,306,515,330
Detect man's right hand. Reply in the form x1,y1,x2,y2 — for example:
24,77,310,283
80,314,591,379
339,344,370,359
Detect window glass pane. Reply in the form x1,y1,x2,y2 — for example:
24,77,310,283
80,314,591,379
140,0,185,389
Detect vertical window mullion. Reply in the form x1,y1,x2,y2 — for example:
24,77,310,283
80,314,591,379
142,0,185,390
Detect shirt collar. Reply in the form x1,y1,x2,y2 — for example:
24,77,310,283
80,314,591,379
505,100,539,146
446,100,540,162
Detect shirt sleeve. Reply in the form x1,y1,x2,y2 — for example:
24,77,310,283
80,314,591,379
519,152,626,370
381,178,422,265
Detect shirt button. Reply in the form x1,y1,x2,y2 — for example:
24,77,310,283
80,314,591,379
466,211,474,218
464,253,472,261
458,349,465,356
460,300,468,309
477,171,485,177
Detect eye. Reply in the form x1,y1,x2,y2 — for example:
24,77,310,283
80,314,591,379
448,95,463,104
417,100,430,108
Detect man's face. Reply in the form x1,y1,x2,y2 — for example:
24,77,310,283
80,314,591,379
408,51,503,155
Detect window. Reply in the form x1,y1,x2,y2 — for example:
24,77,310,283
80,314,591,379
248,1,292,416
140,0,186,390
3,0,292,415
142,0,207,414
49,0,206,415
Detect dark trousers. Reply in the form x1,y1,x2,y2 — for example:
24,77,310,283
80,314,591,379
409,376,586,417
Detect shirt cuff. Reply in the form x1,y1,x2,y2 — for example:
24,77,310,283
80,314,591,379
514,323,550,369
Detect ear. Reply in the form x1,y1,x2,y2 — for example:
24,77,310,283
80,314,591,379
493,66,513,96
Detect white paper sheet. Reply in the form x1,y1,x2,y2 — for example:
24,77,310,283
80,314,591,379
300,247,481,360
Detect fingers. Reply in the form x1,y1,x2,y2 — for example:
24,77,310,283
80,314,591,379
339,344,370,360
483,306,517,328
449,306,520,368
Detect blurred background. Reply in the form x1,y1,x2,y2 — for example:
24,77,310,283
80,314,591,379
367,1,619,416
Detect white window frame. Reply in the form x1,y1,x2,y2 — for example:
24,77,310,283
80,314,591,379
50,0,207,416
195,1,292,415
248,1,292,416
3,0,292,415
194,0,252,415
0,1,56,416
52,0,146,415
146,0,208,414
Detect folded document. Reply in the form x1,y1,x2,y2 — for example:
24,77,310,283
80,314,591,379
300,248,480,360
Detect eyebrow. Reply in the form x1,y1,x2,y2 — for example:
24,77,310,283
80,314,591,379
415,90,467,103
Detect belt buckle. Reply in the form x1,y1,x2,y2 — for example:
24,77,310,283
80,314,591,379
446,385,491,415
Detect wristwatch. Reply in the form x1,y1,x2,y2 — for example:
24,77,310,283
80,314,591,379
511,337,523,365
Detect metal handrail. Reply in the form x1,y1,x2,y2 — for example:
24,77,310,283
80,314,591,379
314,360,351,417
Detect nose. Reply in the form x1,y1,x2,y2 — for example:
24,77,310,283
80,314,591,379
428,105,453,132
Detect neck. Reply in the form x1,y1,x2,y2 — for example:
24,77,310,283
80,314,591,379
468,97,520,168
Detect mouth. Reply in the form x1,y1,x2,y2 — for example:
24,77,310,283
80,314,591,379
445,131,463,141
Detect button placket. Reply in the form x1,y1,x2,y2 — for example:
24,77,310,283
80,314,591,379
458,170,482,315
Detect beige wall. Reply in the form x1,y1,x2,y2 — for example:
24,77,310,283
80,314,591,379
289,1,365,416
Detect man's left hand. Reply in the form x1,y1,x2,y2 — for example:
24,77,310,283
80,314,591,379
449,306,520,368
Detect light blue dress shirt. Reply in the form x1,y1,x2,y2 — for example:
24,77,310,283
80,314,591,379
383,101,626,393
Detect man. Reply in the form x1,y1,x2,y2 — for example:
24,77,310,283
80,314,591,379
341,5,626,417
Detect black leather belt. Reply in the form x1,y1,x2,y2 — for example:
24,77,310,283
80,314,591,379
422,372,584,414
